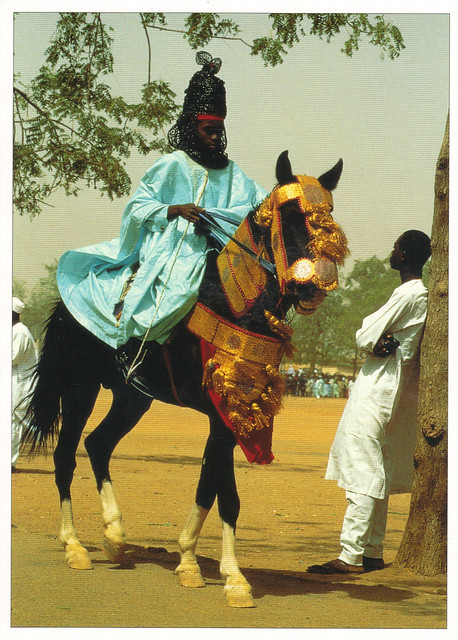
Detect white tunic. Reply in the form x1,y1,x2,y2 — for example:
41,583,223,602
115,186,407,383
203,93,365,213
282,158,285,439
326,279,428,499
12,322,38,464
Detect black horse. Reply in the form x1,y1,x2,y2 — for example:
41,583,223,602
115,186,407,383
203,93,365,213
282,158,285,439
22,151,347,607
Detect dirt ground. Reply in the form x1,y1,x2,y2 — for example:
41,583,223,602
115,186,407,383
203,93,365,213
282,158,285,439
10,392,447,629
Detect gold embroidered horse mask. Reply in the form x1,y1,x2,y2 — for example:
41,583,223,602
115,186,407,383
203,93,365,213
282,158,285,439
218,151,349,317
258,152,348,310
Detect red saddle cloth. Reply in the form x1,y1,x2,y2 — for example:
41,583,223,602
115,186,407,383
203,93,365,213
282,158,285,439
200,340,274,465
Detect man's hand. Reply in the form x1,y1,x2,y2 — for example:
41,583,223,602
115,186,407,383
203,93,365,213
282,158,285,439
373,333,400,357
167,204,204,224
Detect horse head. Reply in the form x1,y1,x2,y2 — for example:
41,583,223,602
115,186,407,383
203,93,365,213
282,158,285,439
254,150,348,315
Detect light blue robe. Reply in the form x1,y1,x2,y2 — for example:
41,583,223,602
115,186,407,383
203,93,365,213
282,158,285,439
57,151,268,348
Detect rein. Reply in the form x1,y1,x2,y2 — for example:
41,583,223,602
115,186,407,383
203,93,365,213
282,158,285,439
197,211,276,275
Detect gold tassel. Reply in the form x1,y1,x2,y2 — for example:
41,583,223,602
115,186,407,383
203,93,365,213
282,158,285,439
252,404,269,431
265,312,295,358
253,198,273,228
212,368,226,396
202,359,216,389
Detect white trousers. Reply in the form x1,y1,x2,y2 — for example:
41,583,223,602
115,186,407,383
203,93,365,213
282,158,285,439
338,491,390,566
12,413,23,467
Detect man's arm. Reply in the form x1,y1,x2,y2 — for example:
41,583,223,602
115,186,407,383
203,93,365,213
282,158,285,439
356,288,410,356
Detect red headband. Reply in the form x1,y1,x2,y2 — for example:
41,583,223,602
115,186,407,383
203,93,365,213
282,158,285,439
197,114,225,121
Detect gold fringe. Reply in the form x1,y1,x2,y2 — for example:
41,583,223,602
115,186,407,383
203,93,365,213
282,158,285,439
187,304,288,438
306,210,349,264
203,352,285,438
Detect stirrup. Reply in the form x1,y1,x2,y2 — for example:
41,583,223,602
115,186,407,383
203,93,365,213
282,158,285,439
115,347,156,398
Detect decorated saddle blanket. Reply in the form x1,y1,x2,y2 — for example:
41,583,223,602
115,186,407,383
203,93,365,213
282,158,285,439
186,302,293,464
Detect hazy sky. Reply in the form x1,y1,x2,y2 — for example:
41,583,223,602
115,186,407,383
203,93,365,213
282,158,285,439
8,7,450,290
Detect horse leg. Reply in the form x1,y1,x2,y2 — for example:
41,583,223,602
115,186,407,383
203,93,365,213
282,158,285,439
59,499,92,570
212,427,255,608
175,421,222,589
176,414,254,607
84,381,152,563
220,521,255,608
175,503,208,588
55,383,100,570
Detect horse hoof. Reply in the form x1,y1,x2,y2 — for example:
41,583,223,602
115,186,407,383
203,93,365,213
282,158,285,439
103,538,126,564
225,590,256,608
65,545,93,570
224,577,256,608
175,565,206,588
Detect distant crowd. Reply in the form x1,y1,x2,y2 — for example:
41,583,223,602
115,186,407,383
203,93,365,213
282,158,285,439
282,366,355,398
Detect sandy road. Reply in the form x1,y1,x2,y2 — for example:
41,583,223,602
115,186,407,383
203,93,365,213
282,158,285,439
10,394,446,629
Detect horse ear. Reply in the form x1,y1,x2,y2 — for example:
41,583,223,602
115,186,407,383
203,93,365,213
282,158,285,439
276,150,295,185
318,159,343,191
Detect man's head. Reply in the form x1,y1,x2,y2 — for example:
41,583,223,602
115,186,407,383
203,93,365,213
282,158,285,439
196,118,225,151
168,52,228,169
12,297,24,325
390,230,431,272
194,117,226,162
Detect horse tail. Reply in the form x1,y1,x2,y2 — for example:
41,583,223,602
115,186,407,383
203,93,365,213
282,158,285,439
21,301,66,454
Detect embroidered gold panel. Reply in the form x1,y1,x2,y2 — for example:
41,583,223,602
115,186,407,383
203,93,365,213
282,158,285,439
186,303,290,438
217,219,267,317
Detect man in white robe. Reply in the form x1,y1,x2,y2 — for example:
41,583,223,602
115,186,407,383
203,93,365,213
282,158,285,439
308,230,431,573
12,297,38,471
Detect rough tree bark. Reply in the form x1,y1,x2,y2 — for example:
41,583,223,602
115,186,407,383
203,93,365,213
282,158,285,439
393,115,448,575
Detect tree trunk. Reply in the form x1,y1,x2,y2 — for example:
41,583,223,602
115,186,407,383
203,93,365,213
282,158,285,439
393,115,448,575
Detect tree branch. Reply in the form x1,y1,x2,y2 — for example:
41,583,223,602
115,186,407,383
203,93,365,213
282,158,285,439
13,90,26,145
145,23,253,50
140,14,153,85
14,87,94,145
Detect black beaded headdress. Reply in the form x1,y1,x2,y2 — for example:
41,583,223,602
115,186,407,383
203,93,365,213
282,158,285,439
168,51,228,169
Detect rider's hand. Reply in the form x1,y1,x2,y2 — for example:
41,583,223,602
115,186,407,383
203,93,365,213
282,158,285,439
167,204,204,224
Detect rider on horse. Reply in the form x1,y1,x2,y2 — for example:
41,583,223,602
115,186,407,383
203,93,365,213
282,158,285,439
57,51,267,350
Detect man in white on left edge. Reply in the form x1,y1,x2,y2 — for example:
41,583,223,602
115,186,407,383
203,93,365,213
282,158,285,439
12,297,38,471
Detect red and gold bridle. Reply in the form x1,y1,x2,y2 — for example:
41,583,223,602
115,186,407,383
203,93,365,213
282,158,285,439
254,175,348,294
